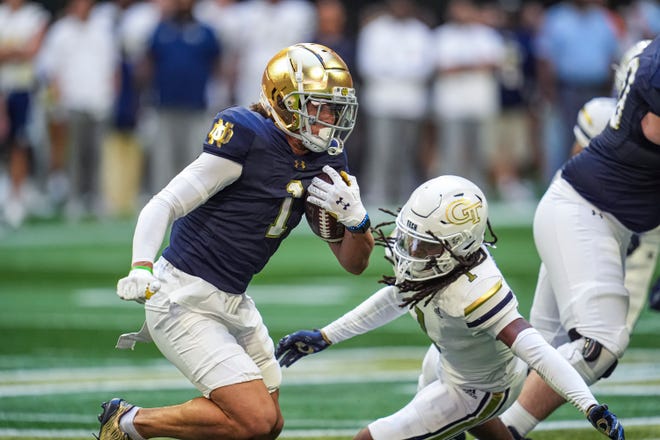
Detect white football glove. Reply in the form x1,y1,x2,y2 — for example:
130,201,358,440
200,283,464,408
307,165,368,229
116,267,161,304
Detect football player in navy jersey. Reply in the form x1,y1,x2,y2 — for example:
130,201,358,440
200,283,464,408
499,37,660,439
95,43,374,440
275,175,624,440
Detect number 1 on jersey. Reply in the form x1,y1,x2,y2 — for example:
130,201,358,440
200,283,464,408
266,180,304,238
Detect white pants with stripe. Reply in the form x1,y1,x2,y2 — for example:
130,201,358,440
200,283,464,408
368,345,526,440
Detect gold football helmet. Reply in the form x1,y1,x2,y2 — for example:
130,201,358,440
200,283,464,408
260,43,358,155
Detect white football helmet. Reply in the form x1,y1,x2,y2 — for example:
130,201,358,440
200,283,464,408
573,97,617,148
260,43,358,155
613,39,652,96
393,175,489,282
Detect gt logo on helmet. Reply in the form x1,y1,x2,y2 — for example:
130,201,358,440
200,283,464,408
446,199,482,225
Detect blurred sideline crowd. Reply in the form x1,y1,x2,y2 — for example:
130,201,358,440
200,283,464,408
0,0,658,228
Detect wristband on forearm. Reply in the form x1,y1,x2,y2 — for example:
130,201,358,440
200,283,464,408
346,214,371,233
132,264,153,273
320,329,333,345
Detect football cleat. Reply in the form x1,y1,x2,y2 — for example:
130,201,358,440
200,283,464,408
94,398,134,440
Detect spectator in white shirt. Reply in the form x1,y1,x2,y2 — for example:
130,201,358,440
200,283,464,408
0,0,49,227
430,0,506,196
37,0,119,220
356,0,434,207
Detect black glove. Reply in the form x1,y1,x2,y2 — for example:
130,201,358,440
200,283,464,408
587,404,625,440
275,329,330,367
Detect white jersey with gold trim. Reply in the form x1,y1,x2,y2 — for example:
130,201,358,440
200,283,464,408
408,247,523,391
318,245,602,439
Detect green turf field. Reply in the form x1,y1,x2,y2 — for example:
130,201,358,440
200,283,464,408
1,216,659,439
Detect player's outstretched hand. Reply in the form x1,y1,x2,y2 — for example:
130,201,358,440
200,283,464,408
307,165,367,229
116,268,160,304
275,329,331,367
587,404,625,440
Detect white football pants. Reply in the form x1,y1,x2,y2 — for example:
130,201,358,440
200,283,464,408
530,177,631,357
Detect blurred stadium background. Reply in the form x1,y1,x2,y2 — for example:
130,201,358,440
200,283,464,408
33,1,641,17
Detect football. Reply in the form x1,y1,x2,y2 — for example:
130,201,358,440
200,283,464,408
305,172,345,242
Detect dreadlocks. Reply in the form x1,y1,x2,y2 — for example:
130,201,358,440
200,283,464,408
373,208,498,309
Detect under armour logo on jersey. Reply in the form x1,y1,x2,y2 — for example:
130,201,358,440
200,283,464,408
294,160,306,170
335,197,350,210
207,119,234,147
446,199,482,225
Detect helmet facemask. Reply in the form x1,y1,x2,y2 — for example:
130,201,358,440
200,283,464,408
284,87,357,155
393,227,480,283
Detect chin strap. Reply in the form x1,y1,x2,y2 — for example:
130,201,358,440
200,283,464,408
327,137,343,155
301,128,342,155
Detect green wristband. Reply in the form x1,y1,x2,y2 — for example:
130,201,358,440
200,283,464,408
132,265,153,274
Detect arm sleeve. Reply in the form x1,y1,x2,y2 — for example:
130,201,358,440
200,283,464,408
511,327,598,413
322,286,408,344
131,153,243,263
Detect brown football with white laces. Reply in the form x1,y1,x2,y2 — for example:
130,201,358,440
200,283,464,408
305,172,345,242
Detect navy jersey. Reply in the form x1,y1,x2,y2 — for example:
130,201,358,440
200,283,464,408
163,106,348,293
562,37,660,233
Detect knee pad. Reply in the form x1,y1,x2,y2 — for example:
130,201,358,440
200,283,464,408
260,358,282,393
557,336,618,385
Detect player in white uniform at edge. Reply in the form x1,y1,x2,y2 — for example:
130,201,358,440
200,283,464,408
499,37,660,439
94,43,375,440
276,175,624,440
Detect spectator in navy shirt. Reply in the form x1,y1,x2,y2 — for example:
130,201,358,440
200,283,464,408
141,0,222,193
